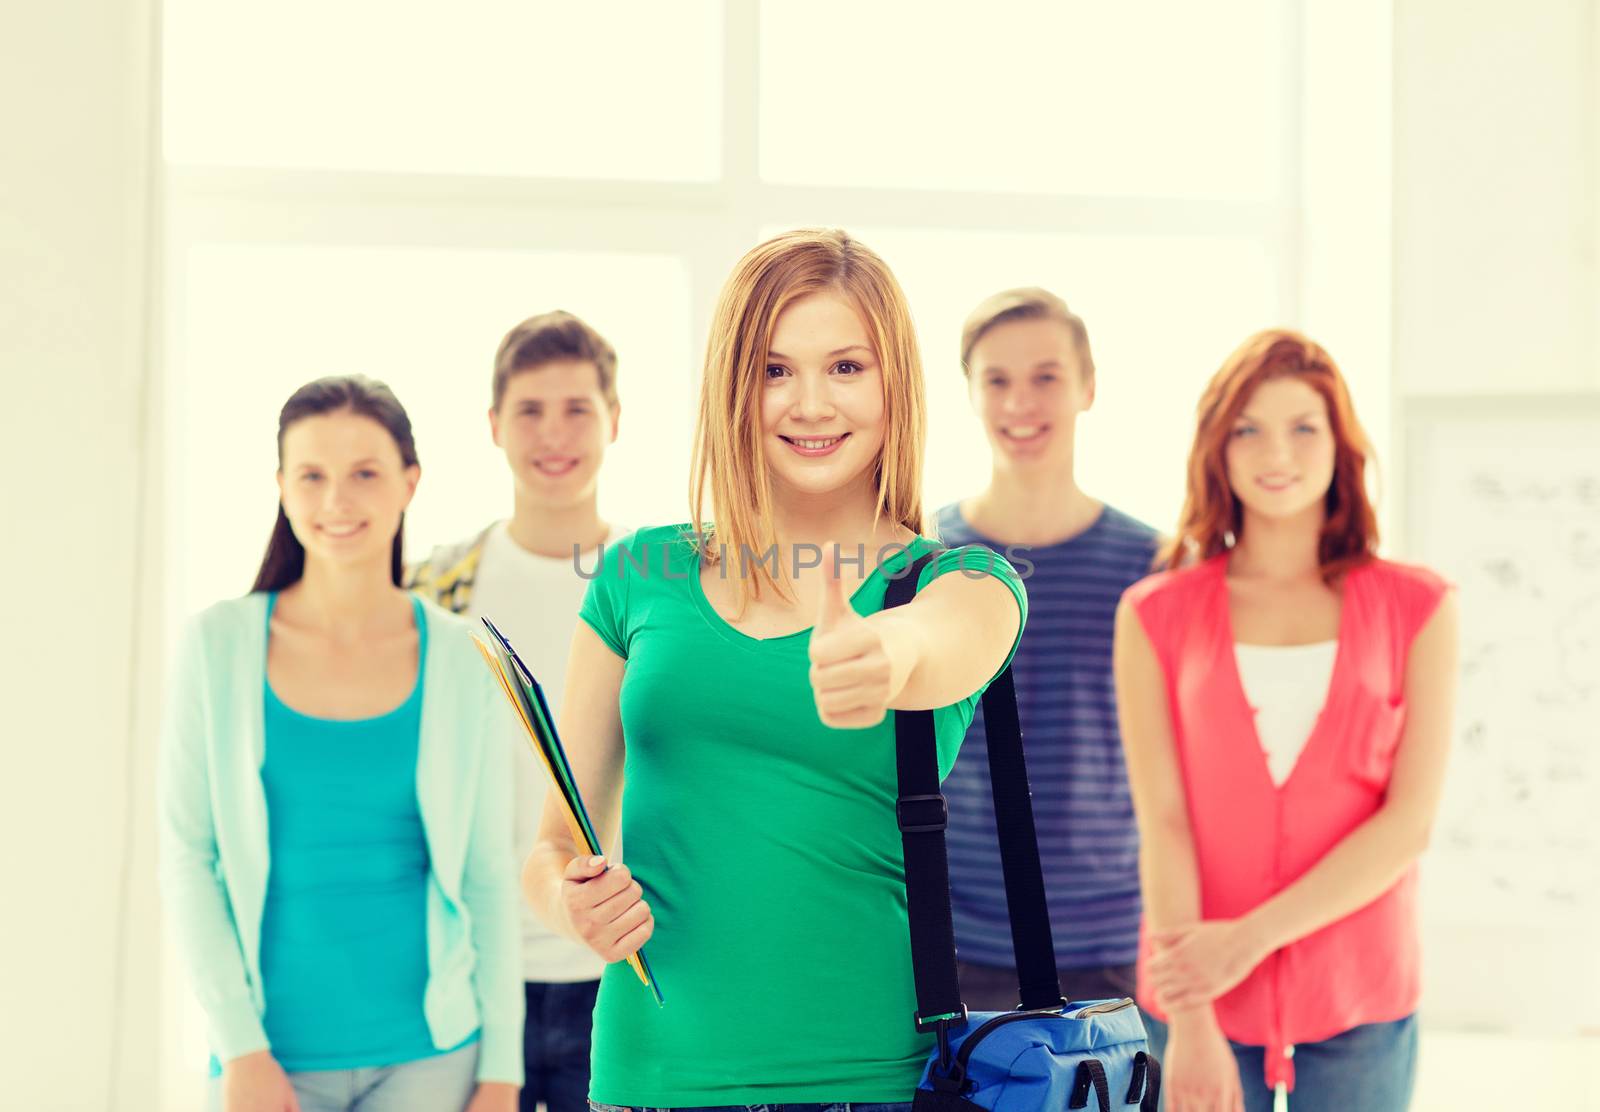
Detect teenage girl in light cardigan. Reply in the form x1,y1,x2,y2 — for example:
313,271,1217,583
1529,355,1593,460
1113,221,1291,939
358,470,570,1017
159,376,522,1112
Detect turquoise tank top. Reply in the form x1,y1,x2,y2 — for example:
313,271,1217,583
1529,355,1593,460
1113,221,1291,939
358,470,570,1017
258,593,465,1070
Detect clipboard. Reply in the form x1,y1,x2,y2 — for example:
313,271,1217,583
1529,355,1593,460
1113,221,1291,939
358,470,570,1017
472,615,664,1006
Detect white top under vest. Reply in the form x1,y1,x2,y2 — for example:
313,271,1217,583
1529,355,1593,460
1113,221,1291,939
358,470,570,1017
1233,640,1338,787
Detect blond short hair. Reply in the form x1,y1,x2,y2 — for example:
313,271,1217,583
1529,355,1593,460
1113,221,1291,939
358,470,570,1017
959,287,1094,379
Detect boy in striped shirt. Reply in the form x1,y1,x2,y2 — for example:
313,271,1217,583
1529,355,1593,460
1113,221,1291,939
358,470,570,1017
936,287,1160,1007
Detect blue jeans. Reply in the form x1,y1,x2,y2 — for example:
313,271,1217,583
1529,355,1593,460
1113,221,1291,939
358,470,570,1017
208,1041,478,1112
1143,1012,1417,1111
523,979,601,1112
590,1104,913,1111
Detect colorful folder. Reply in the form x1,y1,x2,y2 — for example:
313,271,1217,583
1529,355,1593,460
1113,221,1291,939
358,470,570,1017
472,615,663,1006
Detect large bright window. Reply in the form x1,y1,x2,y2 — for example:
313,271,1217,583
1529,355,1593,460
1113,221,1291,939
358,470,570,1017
835,226,1278,528
759,1,1286,200
168,243,692,618
163,0,724,180
161,4,1332,1106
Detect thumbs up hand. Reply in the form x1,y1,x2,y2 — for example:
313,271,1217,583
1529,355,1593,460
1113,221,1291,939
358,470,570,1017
809,546,906,729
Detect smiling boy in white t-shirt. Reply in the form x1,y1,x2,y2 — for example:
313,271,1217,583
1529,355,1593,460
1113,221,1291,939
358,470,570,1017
409,310,624,1112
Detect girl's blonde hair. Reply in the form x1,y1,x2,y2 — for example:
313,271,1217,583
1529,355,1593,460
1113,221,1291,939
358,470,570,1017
689,228,926,611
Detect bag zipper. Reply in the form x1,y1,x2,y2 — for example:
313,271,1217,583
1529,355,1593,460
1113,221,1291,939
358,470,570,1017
949,998,1137,1078
1069,998,1136,1018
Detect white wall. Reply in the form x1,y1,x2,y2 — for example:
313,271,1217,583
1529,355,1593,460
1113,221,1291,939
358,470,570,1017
2,1,1597,1107
1394,0,1599,397
0,0,163,1108
1393,0,1600,1055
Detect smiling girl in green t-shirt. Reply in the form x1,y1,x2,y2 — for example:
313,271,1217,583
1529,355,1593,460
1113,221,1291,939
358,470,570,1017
522,229,1027,1112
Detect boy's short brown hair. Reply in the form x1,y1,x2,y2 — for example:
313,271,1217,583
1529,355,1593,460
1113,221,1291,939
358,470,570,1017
492,310,619,410
959,287,1095,379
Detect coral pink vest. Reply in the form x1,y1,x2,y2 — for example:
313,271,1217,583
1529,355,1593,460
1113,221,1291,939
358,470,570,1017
1125,556,1447,1091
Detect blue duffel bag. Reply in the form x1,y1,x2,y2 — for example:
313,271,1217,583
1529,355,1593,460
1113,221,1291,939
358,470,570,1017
912,999,1158,1111
886,555,1161,1112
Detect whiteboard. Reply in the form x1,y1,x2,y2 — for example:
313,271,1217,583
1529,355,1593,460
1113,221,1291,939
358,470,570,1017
1404,396,1600,1034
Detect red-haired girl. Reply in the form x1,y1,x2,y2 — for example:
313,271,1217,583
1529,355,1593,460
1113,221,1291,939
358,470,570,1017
1114,330,1457,1112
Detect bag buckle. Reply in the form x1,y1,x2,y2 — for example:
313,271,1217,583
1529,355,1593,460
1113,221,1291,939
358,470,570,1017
913,1005,967,1034
897,793,949,833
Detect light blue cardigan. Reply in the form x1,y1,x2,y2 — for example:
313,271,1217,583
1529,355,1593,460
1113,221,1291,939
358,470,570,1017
157,593,525,1085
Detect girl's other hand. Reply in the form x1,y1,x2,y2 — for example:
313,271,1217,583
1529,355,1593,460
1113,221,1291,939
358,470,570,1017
1148,918,1268,1011
1164,1013,1246,1112
561,854,654,962
221,1050,300,1112
463,1080,518,1112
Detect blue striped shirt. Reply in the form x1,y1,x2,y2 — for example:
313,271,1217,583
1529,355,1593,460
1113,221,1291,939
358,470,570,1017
935,502,1160,969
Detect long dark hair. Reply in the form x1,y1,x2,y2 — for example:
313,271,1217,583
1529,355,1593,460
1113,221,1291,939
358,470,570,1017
251,375,420,593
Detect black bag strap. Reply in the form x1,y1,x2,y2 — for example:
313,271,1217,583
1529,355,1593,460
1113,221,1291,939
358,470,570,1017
911,1089,986,1112
885,550,1063,1034
1068,1058,1111,1110
980,663,1067,1012
1126,1051,1161,1111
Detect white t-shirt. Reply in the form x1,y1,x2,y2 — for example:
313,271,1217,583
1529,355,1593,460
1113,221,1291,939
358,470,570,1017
1233,640,1338,787
466,520,627,983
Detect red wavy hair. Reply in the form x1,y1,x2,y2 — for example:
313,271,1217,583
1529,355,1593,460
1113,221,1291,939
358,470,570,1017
1158,329,1379,583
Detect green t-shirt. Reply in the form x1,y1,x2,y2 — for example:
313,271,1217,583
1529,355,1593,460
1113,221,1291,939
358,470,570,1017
578,524,1028,1106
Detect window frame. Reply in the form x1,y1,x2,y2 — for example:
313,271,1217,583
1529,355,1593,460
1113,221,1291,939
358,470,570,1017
157,2,1400,1105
